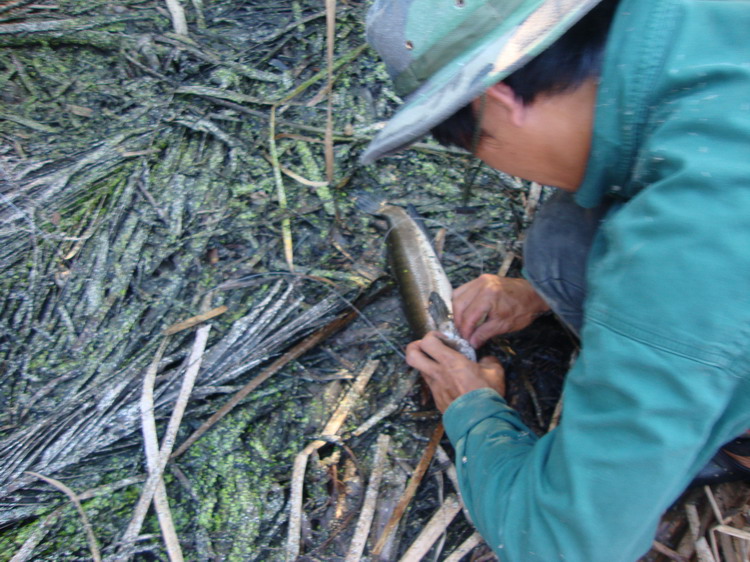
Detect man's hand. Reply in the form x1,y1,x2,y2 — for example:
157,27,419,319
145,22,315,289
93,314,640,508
453,274,550,348
406,331,506,413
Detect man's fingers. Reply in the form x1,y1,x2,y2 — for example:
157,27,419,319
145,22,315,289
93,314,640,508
420,331,467,363
453,276,492,332
452,277,478,299
410,332,479,383
469,319,508,348
452,291,474,334
455,298,491,340
405,340,438,373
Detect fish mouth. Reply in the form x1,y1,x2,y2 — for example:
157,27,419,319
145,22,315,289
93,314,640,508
428,291,453,328
428,291,476,362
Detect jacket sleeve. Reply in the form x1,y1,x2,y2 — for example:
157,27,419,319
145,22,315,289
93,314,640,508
443,327,745,561
441,1,750,558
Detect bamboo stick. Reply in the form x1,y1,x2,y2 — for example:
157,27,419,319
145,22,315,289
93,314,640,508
371,422,445,556
399,494,462,561
345,433,391,561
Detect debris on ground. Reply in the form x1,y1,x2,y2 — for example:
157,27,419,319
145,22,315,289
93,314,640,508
1,1,747,560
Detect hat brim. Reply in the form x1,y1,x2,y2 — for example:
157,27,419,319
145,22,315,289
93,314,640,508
360,0,603,164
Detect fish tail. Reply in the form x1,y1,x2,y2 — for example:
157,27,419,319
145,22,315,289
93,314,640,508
353,191,388,215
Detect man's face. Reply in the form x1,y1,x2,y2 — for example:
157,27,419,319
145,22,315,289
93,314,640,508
471,78,598,191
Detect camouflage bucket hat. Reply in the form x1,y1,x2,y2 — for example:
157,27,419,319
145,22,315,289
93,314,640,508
361,0,604,164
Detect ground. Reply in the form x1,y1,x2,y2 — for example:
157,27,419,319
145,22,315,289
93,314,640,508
0,1,747,560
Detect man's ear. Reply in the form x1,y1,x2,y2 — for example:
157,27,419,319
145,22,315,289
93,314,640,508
484,82,527,127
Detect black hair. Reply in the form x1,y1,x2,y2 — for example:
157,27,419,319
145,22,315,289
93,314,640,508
431,0,620,150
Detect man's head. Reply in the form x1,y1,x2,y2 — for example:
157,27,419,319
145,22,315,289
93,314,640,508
361,0,619,176
431,0,619,151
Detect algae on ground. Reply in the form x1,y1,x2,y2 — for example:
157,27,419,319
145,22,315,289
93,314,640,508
181,394,303,561
0,0,535,558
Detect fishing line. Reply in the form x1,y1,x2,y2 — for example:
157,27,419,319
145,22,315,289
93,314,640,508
418,217,486,276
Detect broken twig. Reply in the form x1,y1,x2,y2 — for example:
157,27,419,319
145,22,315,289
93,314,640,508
25,472,102,562
444,532,484,562
286,360,379,560
269,106,294,271
117,325,210,556
372,422,445,556
345,433,390,561
162,305,228,336
140,338,183,562
164,0,188,35
399,493,462,561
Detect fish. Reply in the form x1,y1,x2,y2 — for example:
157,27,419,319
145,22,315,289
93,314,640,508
358,195,476,361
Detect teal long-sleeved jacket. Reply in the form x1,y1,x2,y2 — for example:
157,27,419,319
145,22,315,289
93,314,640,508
444,0,750,559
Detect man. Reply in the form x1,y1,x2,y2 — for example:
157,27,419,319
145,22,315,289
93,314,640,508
361,0,750,559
